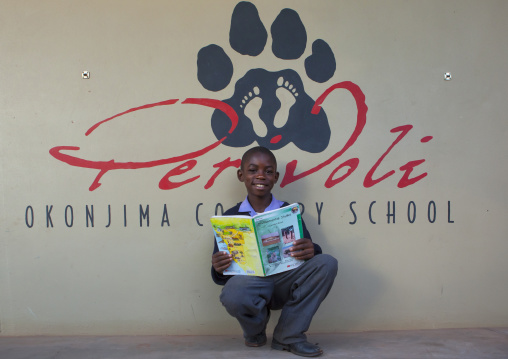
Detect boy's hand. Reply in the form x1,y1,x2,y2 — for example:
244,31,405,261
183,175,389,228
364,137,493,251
212,251,233,274
289,238,315,260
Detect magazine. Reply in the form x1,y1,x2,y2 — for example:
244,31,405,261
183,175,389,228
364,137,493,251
210,203,305,277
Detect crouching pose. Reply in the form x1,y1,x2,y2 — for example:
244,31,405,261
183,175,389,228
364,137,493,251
212,146,338,357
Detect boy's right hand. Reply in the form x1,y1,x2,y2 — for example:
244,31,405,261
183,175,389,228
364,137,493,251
212,251,233,274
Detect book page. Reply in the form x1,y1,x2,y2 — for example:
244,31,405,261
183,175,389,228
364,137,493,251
211,216,265,276
253,204,304,276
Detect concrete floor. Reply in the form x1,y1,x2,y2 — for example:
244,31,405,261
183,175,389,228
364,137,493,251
0,328,507,359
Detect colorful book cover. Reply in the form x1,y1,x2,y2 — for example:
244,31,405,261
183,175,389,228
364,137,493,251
211,204,305,277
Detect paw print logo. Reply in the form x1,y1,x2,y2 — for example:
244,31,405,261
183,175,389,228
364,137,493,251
197,1,336,153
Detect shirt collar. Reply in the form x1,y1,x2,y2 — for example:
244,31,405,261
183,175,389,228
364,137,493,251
239,195,285,217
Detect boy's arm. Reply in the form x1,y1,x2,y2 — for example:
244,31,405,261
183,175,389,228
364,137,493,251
289,238,316,260
281,202,323,255
211,240,231,285
212,251,233,274
210,202,243,285
301,217,323,255
288,217,323,260
210,267,229,285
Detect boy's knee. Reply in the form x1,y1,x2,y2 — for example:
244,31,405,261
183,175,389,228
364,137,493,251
219,276,263,313
220,280,243,310
313,254,338,279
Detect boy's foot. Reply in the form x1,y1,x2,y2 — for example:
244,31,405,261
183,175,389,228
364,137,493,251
271,339,323,357
244,332,267,347
244,309,271,347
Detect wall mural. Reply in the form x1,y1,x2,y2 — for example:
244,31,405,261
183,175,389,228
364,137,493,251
199,2,334,152
37,2,452,228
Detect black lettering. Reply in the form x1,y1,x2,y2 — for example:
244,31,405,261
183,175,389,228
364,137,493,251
316,202,324,225
161,204,170,227
25,206,34,228
369,201,376,224
124,204,127,227
407,201,416,223
196,203,203,226
428,201,436,223
215,203,224,216
349,201,357,225
448,201,454,223
65,205,74,227
86,205,94,227
105,205,111,228
46,205,54,228
387,201,395,224
140,205,149,227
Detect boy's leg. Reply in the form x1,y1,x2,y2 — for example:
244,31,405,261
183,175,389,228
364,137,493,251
220,275,274,339
271,254,338,344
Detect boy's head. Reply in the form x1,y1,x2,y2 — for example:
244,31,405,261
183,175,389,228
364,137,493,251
238,146,279,200
240,146,277,171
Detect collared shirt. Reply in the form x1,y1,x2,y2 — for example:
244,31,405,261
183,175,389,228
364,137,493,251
238,195,285,217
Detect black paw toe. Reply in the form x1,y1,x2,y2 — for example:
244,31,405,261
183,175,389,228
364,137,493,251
271,8,307,60
197,44,234,92
305,39,336,83
229,1,267,56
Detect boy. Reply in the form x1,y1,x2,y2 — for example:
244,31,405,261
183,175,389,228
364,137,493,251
212,147,337,357
211,146,338,357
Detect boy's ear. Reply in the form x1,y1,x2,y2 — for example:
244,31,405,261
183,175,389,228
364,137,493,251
275,171,279,183
237,169,245,182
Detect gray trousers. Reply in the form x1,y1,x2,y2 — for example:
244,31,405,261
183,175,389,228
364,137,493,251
219,254,338,344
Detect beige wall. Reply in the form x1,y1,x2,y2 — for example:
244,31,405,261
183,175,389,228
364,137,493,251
1,0,507,335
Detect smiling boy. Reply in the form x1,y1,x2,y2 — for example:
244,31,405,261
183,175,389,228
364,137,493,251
211,146,338,357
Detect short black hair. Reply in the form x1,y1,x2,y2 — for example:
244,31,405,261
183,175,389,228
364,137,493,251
240,146,277,170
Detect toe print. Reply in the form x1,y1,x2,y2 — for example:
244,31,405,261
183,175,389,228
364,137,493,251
240,87,261,109
197,1,335,153
277,76,298,97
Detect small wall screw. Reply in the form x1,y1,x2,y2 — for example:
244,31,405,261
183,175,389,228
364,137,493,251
82,71,90,79
444,72,452,81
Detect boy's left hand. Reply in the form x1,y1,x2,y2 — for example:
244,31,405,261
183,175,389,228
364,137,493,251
289,238,315,260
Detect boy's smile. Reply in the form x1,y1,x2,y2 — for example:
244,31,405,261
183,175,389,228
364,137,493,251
238,152,279,205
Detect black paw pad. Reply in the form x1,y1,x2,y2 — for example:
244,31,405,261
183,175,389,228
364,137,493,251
197,45,233,92
229,1,267,56
305,39,336,83
197,2,336,153
271,8,307,60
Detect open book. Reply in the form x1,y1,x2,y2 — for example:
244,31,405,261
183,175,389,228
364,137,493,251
210,203,304,277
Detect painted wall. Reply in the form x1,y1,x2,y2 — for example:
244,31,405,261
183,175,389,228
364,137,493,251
1,0,507,335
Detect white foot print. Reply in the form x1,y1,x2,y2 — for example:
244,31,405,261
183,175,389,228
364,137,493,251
243,86,267,137
274,76,298,128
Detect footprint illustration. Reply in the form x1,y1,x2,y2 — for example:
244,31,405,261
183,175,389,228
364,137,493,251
197,1,336,153
242,86,267,137
274,76,298,128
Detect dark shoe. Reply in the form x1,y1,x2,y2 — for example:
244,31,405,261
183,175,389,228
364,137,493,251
271,339,323,357
244,309,271,347
245,332,267,347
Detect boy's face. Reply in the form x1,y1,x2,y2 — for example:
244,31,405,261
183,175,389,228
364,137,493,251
237,152,279,200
